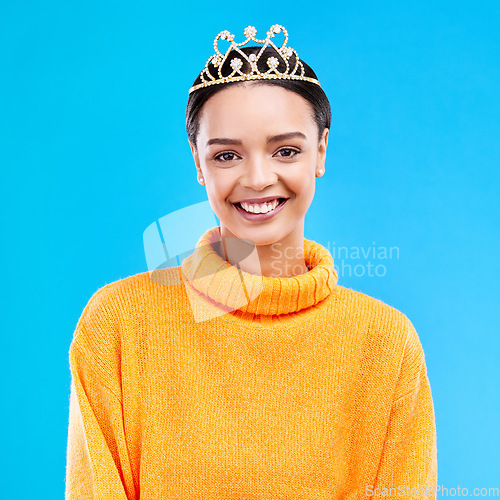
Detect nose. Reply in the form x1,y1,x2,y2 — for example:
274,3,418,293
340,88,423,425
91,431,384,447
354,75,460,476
239,154,278,192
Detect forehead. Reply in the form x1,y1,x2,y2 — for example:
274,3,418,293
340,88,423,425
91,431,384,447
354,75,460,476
198,83,315,140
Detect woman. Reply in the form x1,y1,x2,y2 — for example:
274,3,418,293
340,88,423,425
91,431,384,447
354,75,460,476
65,24,437,499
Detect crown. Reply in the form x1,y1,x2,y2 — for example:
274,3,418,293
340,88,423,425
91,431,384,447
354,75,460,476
188,24,321,94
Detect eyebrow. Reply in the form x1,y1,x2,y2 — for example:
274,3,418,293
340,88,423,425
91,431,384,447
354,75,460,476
206,131,307,147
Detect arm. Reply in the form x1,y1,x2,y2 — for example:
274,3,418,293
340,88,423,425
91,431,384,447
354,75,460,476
65,287,137,500
372,323,438,498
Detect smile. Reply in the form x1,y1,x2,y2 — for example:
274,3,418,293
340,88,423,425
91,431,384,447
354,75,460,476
232,198,289,221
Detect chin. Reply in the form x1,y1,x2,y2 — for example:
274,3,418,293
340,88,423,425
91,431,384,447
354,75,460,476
229,223,291,246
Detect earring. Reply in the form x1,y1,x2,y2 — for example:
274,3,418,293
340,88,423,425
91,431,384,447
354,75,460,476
198,177,205,185
317,169,324,176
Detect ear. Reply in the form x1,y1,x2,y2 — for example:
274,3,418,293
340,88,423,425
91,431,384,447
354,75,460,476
189,139,202,176
188,140,204,184
316,128,329,173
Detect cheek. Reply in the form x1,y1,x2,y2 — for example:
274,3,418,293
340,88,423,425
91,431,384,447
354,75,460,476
285,167,317,212
287,165,316,195
205,171,235,204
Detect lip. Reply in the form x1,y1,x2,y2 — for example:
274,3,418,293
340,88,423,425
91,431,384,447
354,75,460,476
233,196,289,204
232,198,288,222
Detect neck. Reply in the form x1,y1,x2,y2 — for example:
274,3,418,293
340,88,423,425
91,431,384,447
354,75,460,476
218,225,309,278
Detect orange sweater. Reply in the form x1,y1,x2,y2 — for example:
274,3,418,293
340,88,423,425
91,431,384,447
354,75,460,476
65,226,437,499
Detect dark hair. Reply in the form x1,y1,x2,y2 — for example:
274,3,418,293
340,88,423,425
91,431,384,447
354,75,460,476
186,46,331,149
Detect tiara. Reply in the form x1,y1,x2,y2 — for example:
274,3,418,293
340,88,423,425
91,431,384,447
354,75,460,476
188,24,321,94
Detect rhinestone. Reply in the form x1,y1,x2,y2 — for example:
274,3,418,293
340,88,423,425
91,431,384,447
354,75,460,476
267,57,279,68
244,26,257,38
230,58,242,70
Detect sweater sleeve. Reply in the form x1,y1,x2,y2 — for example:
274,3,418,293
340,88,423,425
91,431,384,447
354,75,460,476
65,286,137,500
371,321,438,498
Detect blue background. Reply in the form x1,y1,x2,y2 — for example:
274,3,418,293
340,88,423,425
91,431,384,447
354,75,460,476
1,1,499,497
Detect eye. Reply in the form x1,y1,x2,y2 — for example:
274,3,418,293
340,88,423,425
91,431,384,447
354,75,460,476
274,147,300,158
214,151,239,162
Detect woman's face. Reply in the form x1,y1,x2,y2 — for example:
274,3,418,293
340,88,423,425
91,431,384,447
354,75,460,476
189,82,328,246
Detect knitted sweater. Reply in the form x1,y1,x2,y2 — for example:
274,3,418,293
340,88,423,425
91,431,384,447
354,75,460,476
65,226,437,499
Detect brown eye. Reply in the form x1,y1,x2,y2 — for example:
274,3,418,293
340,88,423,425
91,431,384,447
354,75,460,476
275,148,300,158
214,151,238,162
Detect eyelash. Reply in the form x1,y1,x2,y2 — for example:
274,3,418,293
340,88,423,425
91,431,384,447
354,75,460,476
213,147,301,162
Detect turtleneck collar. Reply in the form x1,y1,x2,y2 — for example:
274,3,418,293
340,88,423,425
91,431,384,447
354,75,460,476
180,226,338,319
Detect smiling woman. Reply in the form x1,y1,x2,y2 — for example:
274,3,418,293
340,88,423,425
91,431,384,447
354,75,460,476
185,39,331,277
65,24,438,500
188,80,328,276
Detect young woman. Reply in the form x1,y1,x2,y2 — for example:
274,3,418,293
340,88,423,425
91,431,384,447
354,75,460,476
65,24,437,499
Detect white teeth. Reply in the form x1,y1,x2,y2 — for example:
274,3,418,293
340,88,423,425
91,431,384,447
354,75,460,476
240,199,280,214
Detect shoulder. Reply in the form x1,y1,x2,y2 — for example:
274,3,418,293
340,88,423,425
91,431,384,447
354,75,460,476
73,267,189,338
333,284,413,331
70,267,186,361
330,284,424,362
78,267,185,316
329,285,428,395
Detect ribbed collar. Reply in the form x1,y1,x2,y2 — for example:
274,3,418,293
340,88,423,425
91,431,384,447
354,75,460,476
180,226,338,318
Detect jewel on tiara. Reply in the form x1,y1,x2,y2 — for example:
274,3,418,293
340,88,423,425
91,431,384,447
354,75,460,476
188,24,321,94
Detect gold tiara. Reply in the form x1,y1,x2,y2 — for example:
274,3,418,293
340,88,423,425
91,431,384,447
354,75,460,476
188,24,321,94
